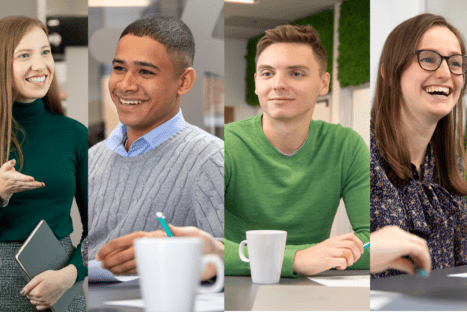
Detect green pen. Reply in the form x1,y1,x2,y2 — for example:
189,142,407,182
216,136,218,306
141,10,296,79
156,212,173,237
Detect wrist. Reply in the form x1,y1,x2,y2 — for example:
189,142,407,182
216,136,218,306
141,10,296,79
292,250,303,274
61,265,78,288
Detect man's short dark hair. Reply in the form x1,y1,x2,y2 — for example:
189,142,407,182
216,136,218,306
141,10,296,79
120,13,195,76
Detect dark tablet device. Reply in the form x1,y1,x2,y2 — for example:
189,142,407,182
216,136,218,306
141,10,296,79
15,220,83,312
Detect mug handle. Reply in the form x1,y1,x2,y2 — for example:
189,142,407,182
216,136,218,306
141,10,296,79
198,255,224,294
239,240,249,263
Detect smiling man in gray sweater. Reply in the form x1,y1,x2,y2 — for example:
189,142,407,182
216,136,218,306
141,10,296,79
88,14,224,280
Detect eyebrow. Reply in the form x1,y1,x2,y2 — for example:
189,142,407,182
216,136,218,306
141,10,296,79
112,59,161,72
15,45,51,54
257,64,310,71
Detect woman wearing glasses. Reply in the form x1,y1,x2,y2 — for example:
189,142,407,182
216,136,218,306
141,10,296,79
0,16,86,310
371,13,467,279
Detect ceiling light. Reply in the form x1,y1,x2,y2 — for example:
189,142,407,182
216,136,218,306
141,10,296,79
89,0,150,7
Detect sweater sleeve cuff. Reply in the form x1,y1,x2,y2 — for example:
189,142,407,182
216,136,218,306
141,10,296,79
69,244,88,282
281,248,298,277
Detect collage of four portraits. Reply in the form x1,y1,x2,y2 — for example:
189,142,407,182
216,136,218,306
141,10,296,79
0,0,466,311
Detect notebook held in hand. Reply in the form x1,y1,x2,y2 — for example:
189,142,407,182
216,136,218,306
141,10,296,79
15,220,84,312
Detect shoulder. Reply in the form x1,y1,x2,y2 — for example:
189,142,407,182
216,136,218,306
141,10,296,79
224,115,258,149
49,114,88,138
312,120,362,141
225,115,257,136
88,140,109,163
178,123,223,156
311,120,367,153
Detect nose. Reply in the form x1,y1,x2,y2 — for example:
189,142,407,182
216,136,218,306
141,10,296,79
273,73,288,91
435,58,451,78
30,55,47,72
118,72,138,92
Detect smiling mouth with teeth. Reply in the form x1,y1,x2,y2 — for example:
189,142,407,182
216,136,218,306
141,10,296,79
120,98,143,105
424,86,451,97
26,76,46,83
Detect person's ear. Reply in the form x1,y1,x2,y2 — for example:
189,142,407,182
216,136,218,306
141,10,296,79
319,72,330,96
177,67,196,96
254,72,258,95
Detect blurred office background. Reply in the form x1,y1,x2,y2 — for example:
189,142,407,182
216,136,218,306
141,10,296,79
225,0,370,238
1,0,88,302
371,0,467,127
88,0,224,147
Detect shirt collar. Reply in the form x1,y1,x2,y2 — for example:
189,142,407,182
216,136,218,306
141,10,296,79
106,109,186,157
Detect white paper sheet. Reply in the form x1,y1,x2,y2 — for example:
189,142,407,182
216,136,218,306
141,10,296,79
307,275,370,287
104,293,224,312
448,272,467,278
370,290,402,311
88,259,140,283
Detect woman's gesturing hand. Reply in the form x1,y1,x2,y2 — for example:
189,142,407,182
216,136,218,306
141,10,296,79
21,264,77,310
0,159,44,200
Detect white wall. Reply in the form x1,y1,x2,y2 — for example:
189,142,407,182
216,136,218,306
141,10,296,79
225,38,258,122
370,0,426,102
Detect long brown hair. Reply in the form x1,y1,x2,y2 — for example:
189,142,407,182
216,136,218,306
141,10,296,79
371,13,467,196
0,16,64,170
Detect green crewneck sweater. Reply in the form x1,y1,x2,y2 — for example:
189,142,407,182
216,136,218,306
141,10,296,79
0,98,88,282
225,114,370,276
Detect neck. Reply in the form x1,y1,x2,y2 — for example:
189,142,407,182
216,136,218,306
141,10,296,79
400,109,438,171
261,113,311,155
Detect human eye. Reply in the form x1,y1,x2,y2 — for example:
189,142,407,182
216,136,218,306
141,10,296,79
449,57,462,68
420,56,435,64
18,53,29,59
42,49,51,55
140,69,154,75
291,72,304,77
260,71,273,77
113,65,125,72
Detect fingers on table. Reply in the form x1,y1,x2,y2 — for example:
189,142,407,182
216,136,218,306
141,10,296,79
390,257,416,275
340,232,364,253
406,236,432,272
102,247,135,269
97,231,148,260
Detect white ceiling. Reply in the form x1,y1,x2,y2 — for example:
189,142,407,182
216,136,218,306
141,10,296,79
225,0,338,39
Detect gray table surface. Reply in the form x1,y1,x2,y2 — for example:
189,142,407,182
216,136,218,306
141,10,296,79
370,264,467,311
225,270,370,311
88,279,224,312
88,279,142,312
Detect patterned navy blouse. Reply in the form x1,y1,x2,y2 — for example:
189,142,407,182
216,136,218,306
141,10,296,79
370,127,467,279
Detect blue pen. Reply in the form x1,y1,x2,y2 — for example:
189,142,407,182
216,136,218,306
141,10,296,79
156,212,173,237
363,242,370,250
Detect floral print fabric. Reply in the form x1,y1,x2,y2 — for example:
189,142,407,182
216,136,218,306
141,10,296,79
370,127,467,279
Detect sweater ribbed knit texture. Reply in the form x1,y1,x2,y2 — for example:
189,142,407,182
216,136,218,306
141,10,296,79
88,123,224,259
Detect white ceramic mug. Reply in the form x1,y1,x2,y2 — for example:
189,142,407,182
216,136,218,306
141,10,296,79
239,230,287,284
134,237,224,312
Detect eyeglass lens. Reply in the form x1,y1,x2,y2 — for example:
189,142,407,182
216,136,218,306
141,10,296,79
418,50,467,75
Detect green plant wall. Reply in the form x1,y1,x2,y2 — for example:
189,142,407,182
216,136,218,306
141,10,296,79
338,0,370,87
244,8,334,107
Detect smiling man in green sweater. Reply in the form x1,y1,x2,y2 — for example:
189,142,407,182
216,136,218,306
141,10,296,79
225,24,370,277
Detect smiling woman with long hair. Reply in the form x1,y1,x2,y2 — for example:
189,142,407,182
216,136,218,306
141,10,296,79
0,16,87,310
371,13,467,279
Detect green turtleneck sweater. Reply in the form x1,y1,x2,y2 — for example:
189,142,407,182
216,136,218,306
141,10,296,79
0,98,88,283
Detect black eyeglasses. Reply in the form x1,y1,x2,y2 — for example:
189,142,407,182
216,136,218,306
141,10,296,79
414,50,467,75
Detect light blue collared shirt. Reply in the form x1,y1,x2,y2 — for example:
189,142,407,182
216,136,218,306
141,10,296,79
106,109,187,157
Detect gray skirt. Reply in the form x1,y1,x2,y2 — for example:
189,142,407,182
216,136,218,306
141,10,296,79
0,236,86,311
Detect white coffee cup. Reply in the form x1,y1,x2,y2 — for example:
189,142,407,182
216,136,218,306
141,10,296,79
134,237,224,312
239,230,287,284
